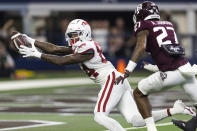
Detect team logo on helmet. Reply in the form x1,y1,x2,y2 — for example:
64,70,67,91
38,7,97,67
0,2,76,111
133,1,160,24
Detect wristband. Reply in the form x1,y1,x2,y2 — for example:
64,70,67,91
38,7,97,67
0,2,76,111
125,60,137,72
32,44,41,58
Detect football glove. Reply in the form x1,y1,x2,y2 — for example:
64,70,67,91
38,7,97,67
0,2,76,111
19,45,41,58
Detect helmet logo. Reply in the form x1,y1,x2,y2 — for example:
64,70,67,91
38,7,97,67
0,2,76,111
136,4,142,14
133,1,160,24
82,21,88,25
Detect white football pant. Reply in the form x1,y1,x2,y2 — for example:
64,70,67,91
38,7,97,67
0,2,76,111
138,62,197,102
94,71,171,131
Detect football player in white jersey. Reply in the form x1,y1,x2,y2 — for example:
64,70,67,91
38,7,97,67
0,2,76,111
11,19,195,131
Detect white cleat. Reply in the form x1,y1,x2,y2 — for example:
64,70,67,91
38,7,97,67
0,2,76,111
173,100,196,117
172,100,185,114
184,106,196,117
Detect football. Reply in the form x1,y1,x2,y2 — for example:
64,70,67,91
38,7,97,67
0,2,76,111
10,32,32,52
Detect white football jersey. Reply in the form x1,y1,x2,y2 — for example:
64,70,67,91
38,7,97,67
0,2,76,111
72,40,116,85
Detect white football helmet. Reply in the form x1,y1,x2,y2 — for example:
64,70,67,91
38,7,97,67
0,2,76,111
66,19,92,46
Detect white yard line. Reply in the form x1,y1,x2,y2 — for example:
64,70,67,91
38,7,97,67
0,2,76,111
105,122,173,131
0,120,65,131
0,78,93,91
125,122,173,130
0,77,143,91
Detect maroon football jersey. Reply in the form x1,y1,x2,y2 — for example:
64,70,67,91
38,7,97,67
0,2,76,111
134,20,188,72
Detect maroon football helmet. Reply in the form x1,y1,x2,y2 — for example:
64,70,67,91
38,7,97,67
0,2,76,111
133,1,160,24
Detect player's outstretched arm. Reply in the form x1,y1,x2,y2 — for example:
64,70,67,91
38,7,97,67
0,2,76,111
19,45,93,65
10,32,72,55
115,30,148,85
41,53,93,65
35,41,72,55
41,54,93,65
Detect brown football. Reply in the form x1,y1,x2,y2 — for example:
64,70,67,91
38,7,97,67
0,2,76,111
10,32,32,52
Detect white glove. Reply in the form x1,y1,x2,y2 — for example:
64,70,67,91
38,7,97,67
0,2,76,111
19,45,42,58
143,63,159,72
22,34,35,46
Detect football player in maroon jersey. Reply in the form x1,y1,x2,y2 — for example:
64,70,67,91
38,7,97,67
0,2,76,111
115,1,197,131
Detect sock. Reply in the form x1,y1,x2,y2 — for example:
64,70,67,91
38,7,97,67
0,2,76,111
152,109,169,121
168,108,177,116
145,117,158,131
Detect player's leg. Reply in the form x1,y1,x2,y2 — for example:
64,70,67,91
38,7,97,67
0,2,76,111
162,68,197,102
182,75,197,102
117,80,142,126
118,80,196,127
118,91,195,127
118,82,193,127
133,72,163,131
133,70,187,131
134,70,188,115
118,79,155,127
118,88,149,127
133,89,157,131
94,71,126,131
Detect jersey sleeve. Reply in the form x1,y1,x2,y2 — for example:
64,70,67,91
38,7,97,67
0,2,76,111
75,42,94,55
133,20,153,36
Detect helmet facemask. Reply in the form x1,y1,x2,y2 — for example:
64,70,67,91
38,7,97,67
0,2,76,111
66,31,81,47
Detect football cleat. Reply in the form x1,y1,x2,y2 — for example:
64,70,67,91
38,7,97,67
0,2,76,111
184,107,196,117
172,100,186,114
172,115,197,131
172,100,196,116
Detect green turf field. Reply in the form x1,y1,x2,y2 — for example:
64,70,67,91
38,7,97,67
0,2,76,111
0,71,194,131
0,113,191,131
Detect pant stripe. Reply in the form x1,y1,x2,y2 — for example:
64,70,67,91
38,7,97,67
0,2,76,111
97,74,110,112
103,71,115,112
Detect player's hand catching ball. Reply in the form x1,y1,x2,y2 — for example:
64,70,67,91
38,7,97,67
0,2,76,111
10,31,35,52
19,45,42,58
